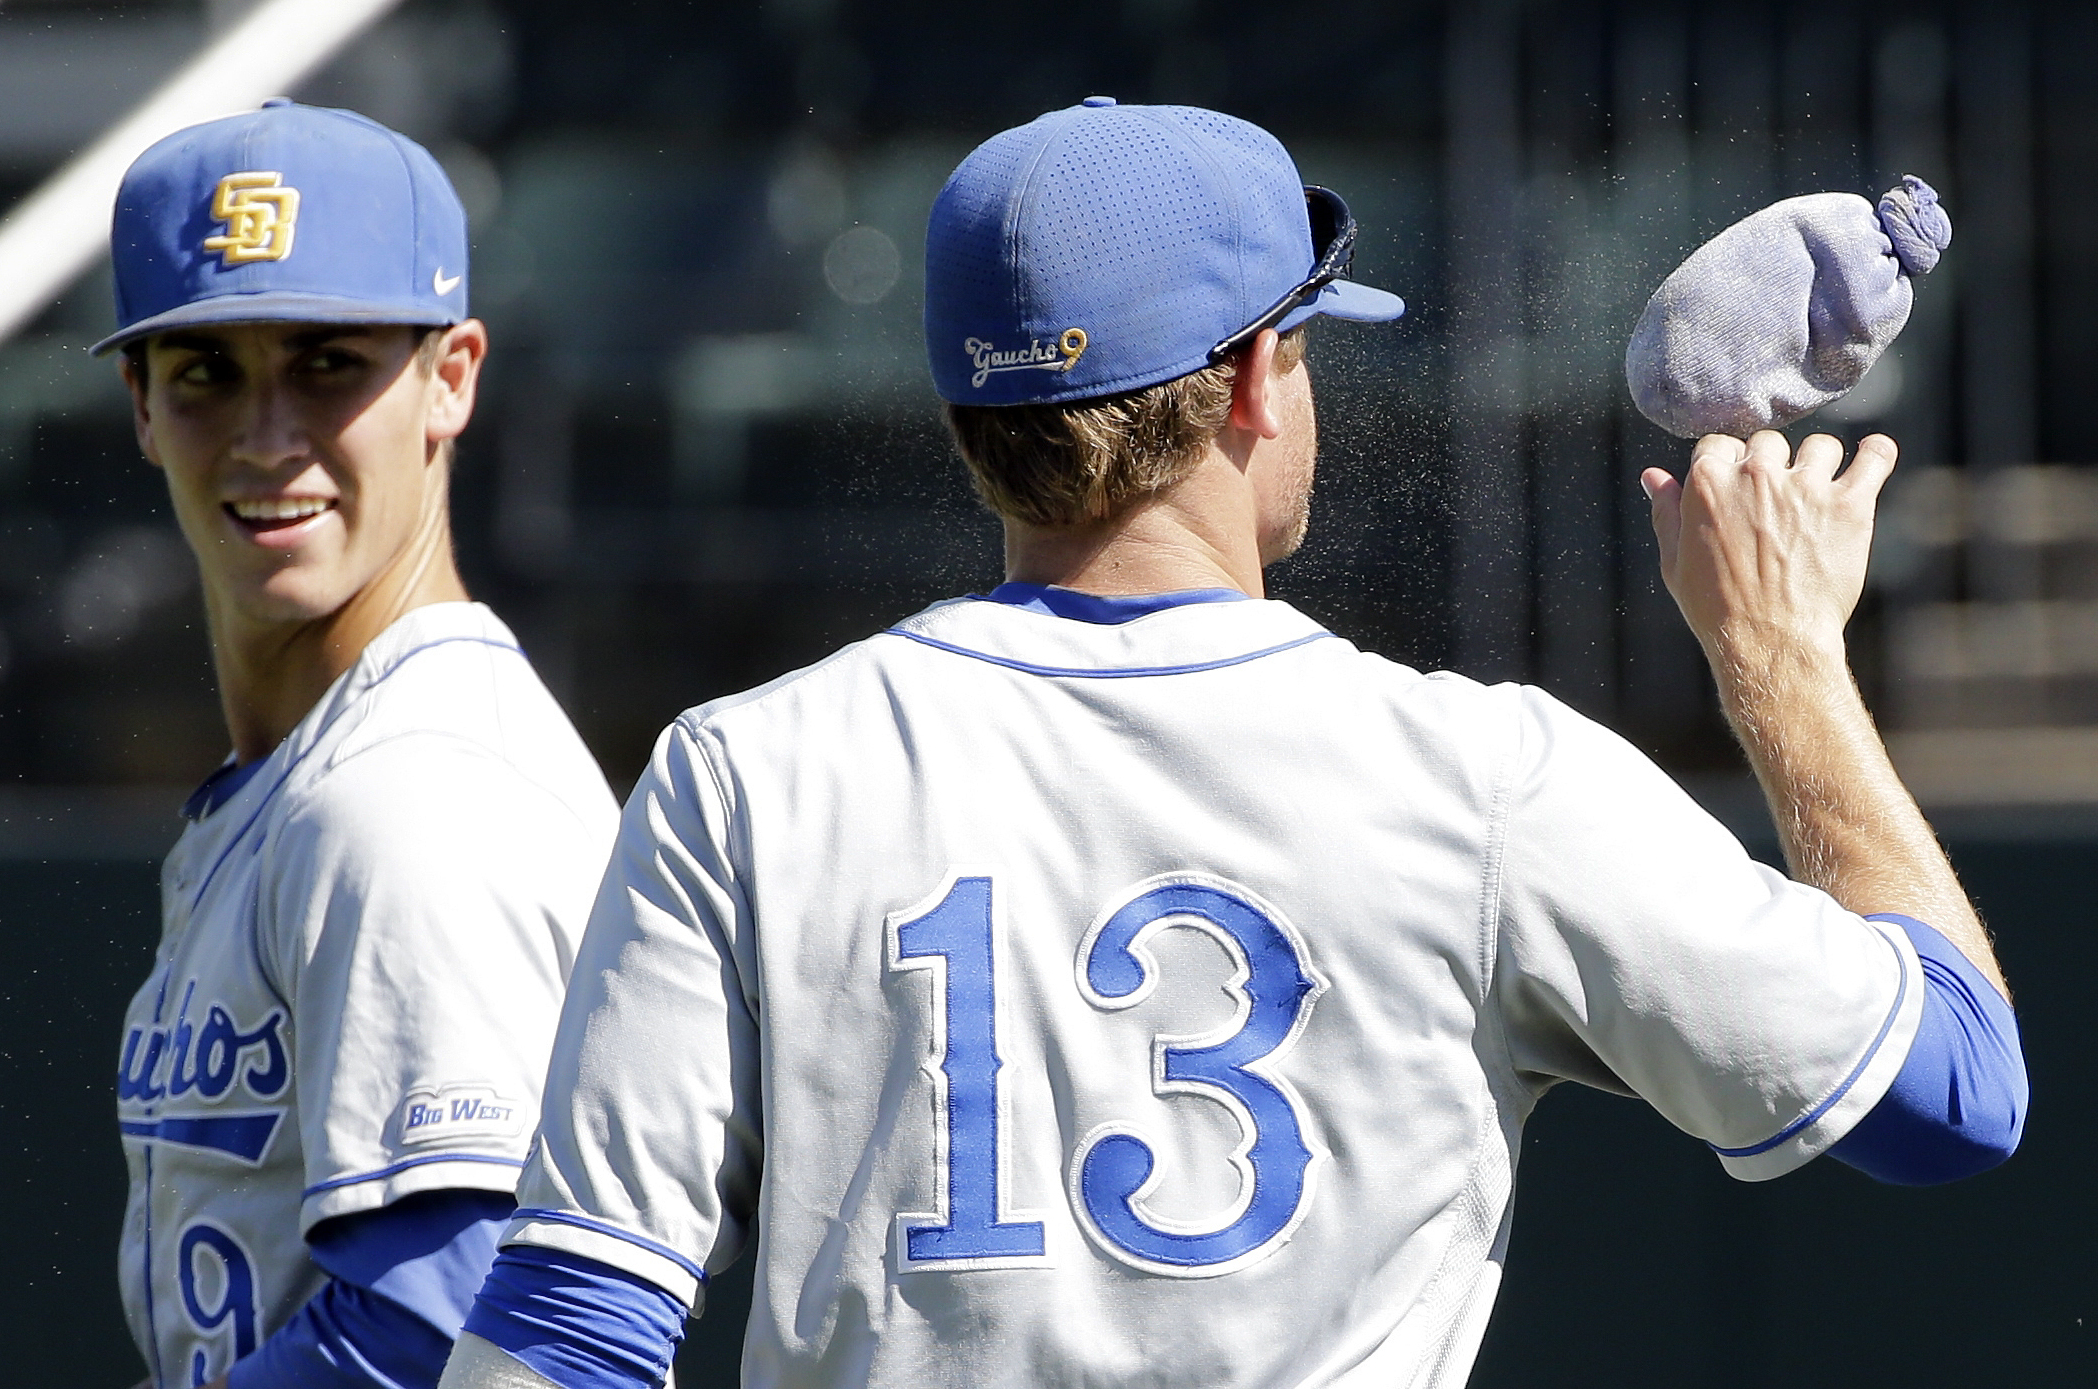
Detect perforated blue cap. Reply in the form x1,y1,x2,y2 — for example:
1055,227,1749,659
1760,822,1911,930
94,100,468,355
925,98,1404,405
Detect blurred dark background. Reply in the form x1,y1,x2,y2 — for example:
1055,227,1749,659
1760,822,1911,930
0,0,2091,1382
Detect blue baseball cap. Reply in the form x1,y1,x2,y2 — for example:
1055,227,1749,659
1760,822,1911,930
925,98,1405,406
93,100,468,355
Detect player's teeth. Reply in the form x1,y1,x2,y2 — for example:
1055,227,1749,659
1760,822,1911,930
232,498,332,521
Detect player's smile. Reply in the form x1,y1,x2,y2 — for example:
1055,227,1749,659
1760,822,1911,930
223,495,340,546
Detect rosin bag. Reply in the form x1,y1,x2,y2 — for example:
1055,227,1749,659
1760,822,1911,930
1624,175,1951,439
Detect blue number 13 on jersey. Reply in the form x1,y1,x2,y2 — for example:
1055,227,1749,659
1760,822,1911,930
889,871,1326,1278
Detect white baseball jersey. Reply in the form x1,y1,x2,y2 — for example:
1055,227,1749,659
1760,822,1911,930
506,594,1924,1388
117,602,619,1389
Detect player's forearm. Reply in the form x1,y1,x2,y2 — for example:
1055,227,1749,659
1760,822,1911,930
1645,432,2008,1003
439,1332,561,1389
1711,631,2006,1000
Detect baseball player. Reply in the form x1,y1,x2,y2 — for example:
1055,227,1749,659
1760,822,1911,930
105,103,618,1387
441,101,2025,1389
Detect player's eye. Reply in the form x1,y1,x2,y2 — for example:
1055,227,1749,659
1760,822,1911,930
294,345,380,383
170,354,238,388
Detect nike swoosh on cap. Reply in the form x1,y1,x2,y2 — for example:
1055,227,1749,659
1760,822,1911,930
434,269,462,295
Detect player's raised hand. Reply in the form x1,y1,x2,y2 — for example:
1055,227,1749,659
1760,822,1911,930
1641,429,1897,666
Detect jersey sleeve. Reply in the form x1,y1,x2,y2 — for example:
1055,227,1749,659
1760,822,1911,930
500,718,763,1309
1489,687,1926,1181
263,734,609,1229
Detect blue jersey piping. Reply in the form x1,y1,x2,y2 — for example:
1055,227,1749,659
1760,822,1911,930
509,1207,711,1285
882,627,1335,678
302,1151,525,1198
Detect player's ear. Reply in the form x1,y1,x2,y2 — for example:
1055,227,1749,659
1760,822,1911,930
423,319,488,453
1228,329,1285,441
120,347,163,470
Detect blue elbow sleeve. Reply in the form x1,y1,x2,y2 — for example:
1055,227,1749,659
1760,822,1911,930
463,1245,687,1389
1828,914,2028,1186
226,1188,515,1389
228,1278,454,1389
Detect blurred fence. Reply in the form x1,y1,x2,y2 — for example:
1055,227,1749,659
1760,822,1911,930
1880,464,2098,801
4,0,2097,801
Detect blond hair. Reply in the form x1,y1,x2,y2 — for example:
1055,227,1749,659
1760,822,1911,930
944,328,1307,527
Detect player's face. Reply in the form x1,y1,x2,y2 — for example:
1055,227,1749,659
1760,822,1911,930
124,321,482,628
1253,356,1318,565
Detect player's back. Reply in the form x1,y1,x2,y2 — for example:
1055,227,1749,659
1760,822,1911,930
544,592,1534,1388
527,585,1919,1387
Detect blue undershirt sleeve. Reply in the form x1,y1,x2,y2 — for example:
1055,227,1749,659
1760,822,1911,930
1827,914,2027,1186
461,1245,688,1389
226,1189,516,1389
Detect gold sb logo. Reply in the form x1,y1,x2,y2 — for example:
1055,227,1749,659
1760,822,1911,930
201,171,300,265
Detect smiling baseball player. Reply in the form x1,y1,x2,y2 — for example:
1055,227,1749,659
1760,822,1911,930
104,102,618,1388
440,100,2025,1389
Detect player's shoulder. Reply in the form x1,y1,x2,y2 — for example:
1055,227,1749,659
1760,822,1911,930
1280,634,1666,815
348,603,598,759
1337,644,1610,728
668,605,947,744
273,733,586,881
281,602,615,839
1494,676,1670,773
326,601,556,734
1314,637,1551,755
693,629,890,723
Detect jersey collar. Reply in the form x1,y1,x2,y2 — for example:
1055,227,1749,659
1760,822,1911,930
887,592,1333,677
181,756,269,822
979,583,1250,625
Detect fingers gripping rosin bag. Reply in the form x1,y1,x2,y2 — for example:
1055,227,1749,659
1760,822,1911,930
1624,175,1951,438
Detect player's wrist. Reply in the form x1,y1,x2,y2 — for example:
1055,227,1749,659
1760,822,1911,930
1710,631,1870,776
1703,619,1850,695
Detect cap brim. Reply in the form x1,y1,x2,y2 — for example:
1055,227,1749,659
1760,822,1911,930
1276,277,1406,333
90,292,460,356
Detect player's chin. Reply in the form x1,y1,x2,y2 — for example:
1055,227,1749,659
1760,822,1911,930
229,564,364,626
1260,512,1313,568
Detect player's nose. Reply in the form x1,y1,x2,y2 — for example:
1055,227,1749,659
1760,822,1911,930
224,375,311,473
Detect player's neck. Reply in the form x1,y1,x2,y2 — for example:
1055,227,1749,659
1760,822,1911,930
1002,452,1268,598
206,506,469,765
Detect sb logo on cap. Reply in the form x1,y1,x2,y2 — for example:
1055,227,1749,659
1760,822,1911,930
202,171,300,266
